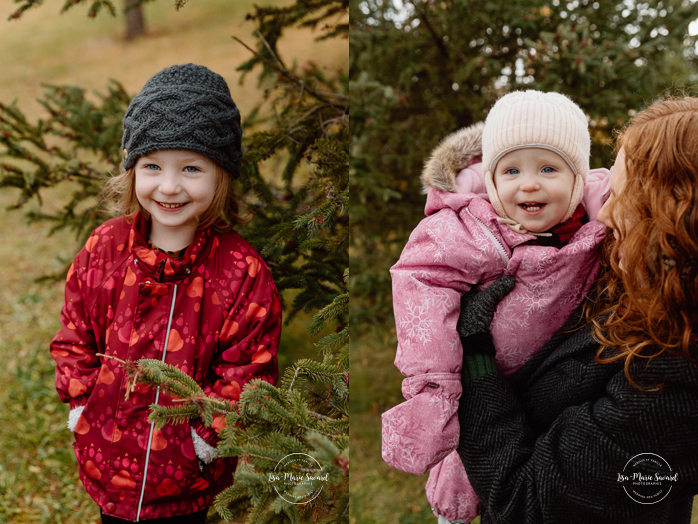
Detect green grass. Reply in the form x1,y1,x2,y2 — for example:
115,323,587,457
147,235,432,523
0,188,96,523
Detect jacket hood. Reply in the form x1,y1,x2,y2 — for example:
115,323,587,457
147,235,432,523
421,122,484,193
420,122,611,222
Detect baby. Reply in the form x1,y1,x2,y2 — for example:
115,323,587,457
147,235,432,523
382,91,610,523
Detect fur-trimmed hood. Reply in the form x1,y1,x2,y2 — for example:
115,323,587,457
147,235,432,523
421,122,484,194
420,121,611,221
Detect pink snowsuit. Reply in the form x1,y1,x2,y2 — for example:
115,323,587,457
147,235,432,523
381,123,610,522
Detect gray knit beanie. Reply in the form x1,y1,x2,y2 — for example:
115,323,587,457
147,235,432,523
121,63,242,178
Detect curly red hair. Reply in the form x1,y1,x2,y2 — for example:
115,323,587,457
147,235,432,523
587,97,698,388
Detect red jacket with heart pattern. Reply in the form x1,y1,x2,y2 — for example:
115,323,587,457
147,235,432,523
50,213,281,521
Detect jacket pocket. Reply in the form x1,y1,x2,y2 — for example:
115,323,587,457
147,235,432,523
71,391,111,489
72,390,98,446
381,373,461,475
140,422,214,505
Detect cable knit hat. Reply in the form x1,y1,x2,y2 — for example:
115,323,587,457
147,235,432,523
482,90,590,228
121,63,242,178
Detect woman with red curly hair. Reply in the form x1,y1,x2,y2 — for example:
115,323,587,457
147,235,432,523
454,97,698,524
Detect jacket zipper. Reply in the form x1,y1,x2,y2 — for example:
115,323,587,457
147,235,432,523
136,284,178,521
465,208,510,266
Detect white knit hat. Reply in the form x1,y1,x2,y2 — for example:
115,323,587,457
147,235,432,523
482,90,590,231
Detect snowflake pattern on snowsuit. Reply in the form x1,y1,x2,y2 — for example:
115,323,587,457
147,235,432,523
383,164,610,523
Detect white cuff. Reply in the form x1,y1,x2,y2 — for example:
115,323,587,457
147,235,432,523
190,426,217,464
68,405,86,432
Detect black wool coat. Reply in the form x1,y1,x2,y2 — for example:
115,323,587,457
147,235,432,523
457,311,698,524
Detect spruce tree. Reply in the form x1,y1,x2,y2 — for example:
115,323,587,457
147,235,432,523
0,1,348,522
350,0,698,323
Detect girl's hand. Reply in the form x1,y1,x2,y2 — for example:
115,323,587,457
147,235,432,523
457,275,516,341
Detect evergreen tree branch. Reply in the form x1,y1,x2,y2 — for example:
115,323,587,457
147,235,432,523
232,36,347,108
308,409,335,422
412,1,449,60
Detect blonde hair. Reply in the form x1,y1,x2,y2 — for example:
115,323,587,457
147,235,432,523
101,161,246,232
585,97,698,388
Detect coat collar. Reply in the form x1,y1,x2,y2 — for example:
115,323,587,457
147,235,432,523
127,212,215,282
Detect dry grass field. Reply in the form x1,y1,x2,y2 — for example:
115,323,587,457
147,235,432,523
0,0,343,118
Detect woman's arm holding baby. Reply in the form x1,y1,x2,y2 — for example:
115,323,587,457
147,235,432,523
455,282,698,524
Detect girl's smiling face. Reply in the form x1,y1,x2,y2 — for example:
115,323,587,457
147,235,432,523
493,148,576,233
134,150,217,250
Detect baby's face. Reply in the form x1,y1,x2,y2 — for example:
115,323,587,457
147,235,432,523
493,148,576,233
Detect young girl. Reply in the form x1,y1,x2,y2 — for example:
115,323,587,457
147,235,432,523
382,91,610,523
50,64,282,523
